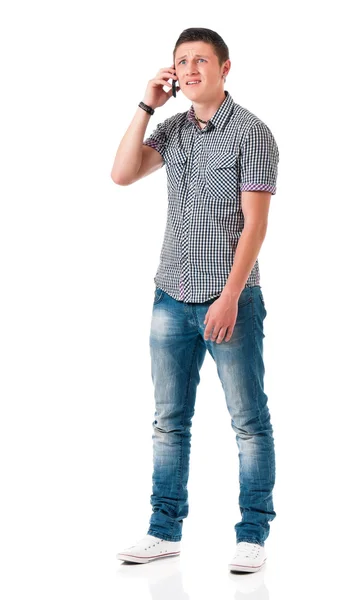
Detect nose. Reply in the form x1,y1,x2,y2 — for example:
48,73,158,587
186,68,200,78
185,61,200,76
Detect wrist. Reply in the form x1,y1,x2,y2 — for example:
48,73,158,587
220,287,242,302
140,100,155,112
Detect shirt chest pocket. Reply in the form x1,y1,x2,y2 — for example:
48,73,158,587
205,151,239,200
165,148,188,192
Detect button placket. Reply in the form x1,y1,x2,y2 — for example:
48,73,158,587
180,134,202,302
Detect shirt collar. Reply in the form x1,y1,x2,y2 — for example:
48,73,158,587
186,90,234,131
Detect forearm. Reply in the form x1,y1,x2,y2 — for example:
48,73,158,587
220,225,267,301
110,106,152,184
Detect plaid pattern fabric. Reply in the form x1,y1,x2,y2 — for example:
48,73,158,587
143,90,279,303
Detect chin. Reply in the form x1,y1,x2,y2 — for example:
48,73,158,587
183,87,203,97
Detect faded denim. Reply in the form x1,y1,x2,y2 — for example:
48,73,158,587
147,284,276,546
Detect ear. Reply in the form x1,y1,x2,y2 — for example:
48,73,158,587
223,59,231,78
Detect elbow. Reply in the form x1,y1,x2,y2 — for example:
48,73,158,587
110,172,131,186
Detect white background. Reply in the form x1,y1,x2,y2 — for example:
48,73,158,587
1,1,361,599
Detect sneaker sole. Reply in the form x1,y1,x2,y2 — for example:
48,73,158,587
228,557,266,572
116,551,181,564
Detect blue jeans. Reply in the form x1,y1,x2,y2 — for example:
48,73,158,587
147,284,276,546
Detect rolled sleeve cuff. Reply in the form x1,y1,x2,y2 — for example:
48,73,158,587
143,139,165,157
240,182,277,195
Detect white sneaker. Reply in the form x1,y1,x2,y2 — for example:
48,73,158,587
116,534,181,564
228,541,267,572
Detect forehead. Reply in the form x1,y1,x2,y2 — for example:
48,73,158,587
175,42,214,60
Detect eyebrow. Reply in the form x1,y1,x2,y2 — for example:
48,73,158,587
176,54,209,61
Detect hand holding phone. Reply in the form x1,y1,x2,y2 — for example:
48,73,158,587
142,65,179,110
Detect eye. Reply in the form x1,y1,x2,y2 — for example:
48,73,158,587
178,58,206,65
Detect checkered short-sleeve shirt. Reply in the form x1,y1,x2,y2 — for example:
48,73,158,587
143,90,279,303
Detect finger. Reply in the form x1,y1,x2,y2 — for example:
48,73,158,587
154,72,176,86
154,79,172,88
159,68,177,78
159,74,177,87
159,67,176,73
215,327,228,344
204,324,213,340
224,328,233,342
211,326,221,342
161,70,177,79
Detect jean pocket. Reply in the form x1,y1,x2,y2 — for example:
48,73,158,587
154,286,165,305
237,287,253,308
259,288,267,315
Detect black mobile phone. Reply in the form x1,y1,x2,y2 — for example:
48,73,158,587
172,65,177,97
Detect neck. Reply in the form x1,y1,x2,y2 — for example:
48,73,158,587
193,89,227,122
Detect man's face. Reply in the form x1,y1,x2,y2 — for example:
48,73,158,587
174,41,229,99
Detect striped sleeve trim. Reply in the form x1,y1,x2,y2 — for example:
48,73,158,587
240,182,277,194
143,139,164,156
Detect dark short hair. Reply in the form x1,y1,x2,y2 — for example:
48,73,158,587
173,28,229,67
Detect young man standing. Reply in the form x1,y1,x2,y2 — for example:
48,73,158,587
113,28,279,573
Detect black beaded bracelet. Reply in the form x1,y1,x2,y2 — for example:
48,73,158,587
138,101,155,115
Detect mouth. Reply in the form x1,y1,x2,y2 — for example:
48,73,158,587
186,80,201,86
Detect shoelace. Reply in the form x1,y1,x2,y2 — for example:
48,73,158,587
134,537,164,549
235,542,260,558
